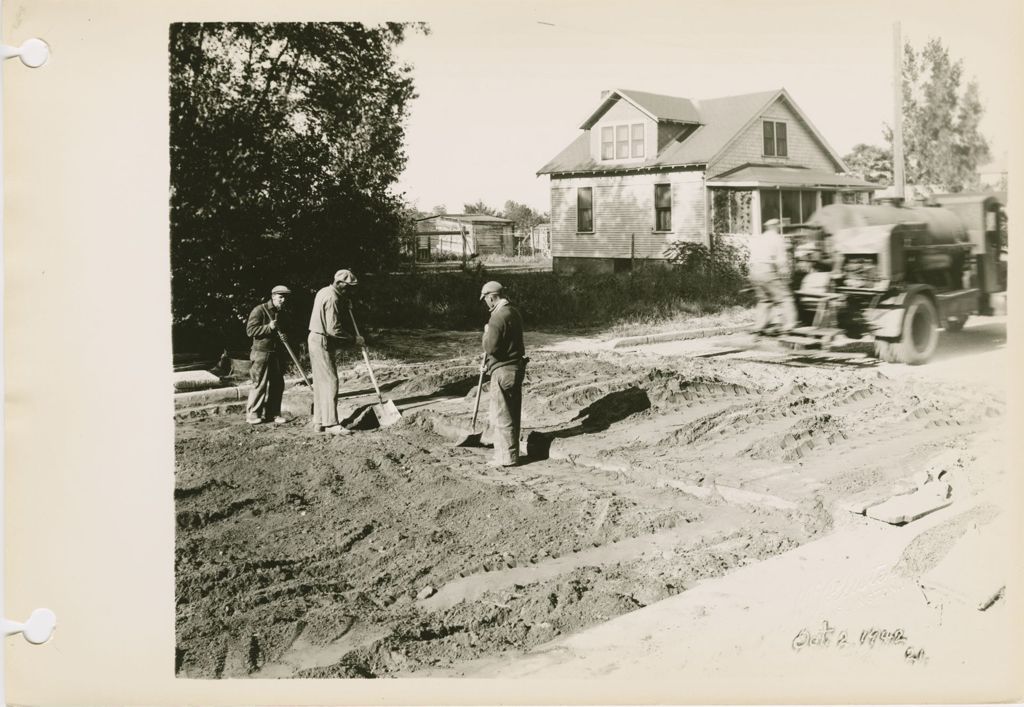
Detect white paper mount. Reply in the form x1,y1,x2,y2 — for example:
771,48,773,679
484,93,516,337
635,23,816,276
2,34,52,647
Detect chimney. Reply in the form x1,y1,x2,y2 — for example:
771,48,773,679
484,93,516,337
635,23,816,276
600,90,610,100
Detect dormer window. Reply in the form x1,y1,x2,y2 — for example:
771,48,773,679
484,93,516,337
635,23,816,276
763,120,788,157
601,122,645,160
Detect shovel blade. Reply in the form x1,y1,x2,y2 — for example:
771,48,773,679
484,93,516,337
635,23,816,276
374,400,402,427
453,431,484,448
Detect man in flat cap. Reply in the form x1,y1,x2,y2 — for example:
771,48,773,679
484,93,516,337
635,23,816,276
307,269,364,434
244,285,294,425
480,280,527,467
748,218,797,333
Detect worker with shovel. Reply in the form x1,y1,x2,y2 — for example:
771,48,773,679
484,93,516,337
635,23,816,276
479,281,527,468
244,285,296,425
307,269,364,435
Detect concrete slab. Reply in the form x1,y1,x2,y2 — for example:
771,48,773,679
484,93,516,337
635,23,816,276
866,482,953,525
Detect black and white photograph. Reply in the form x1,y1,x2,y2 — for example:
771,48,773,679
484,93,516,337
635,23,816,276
168,3,1016,689
5,0,1019,702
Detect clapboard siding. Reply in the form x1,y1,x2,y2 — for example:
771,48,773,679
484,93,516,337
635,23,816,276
551,170,706,259
709,98,839,177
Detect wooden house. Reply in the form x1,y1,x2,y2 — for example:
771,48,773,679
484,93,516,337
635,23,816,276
415,214,515,259
538,88,875,273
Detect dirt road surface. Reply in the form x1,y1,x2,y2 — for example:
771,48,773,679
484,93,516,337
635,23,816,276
175,318,1010,683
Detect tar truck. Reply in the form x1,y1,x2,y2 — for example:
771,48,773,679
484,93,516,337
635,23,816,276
779,193,1006,365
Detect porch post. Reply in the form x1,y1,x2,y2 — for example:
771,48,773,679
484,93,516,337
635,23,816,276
751,188,762,235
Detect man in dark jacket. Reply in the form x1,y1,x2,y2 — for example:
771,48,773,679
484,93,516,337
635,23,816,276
245,285,294,424
480,280,527,467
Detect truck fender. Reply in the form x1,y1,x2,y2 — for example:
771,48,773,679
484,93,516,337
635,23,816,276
865,285,936,339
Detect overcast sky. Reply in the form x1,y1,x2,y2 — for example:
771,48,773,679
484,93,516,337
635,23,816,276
391,0,1019,215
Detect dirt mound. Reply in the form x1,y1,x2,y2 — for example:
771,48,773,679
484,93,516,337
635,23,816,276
389,365,479,397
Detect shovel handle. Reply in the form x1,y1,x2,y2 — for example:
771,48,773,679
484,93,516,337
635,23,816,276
277,332,311,388
470,352,486,430
349,310,386,405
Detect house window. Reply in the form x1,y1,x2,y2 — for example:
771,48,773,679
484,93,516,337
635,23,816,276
654,184,672,231
601,122,645,160
577,187,593,232
615,125,629,159
631,124,645,158
760,189,817,225
762,120,788,157
601,127,614,160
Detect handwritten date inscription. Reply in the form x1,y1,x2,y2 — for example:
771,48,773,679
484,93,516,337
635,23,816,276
792,621,926,664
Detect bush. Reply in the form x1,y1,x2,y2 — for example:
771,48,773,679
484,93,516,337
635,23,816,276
173,243,751,352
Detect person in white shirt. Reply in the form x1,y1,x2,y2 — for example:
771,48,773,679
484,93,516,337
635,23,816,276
748,219,797,332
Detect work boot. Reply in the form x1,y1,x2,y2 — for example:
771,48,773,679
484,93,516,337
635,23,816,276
325,425,351,436
246,414,262,425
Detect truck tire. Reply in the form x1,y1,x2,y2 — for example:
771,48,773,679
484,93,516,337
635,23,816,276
944,314,968,332
875,294,939,365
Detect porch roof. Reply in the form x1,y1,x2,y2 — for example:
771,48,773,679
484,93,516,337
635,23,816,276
706,163,875,190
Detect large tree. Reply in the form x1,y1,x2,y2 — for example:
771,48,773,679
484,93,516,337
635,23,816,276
170,22,425,341
890,37,991,192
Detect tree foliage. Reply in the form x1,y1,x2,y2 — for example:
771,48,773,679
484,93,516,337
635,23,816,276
170,22,425,343
842,143,893,185
501,200,548,234
844,39,991,194
888,38,991,191
462,199,500,216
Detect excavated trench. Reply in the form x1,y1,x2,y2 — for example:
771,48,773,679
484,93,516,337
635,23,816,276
175,350,1005,678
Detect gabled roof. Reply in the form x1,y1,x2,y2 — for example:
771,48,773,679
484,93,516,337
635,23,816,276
539,88,849,176
580,89,701,129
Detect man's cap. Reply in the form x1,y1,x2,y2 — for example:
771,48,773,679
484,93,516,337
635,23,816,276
763,218,781,228
271,285,292,295
479,280,503,300
334,269,358,285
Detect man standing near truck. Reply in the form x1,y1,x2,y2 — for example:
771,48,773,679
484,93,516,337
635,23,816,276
480,280,527,467
749,218,798,333
244,285,293,425
308,269,364,435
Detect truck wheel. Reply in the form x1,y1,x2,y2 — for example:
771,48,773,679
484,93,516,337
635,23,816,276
873,294,939,364
944,314,968,332
899,294,939,364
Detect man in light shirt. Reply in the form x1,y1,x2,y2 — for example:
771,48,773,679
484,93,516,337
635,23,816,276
307,269,364,434
748,219,797,333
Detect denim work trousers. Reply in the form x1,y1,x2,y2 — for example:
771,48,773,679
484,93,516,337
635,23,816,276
489,364,525,465
307,332,340,427
246,350,284,420
749,263,798,331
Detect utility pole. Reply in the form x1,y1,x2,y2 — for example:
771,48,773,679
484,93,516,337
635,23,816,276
892,21,906,202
